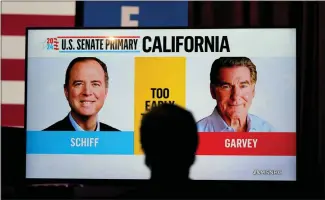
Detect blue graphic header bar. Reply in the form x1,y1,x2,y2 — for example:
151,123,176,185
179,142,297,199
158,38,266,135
27,131,134,155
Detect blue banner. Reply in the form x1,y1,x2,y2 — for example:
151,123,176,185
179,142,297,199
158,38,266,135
83,1,188,27
26,131,134,155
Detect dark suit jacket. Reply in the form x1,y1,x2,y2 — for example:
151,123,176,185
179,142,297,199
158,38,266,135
43,115,120,131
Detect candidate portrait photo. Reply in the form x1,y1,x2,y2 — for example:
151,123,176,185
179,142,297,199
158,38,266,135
26,56,134,132
43,57,119,131
195,56,295,133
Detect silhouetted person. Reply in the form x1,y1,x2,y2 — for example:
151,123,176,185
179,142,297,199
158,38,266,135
140,103,199,182
118,104,200,198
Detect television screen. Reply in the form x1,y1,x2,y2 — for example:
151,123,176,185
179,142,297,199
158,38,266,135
25,28,296,181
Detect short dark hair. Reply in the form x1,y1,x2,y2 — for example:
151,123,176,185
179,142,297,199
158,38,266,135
210,57,257,85
64,57,109,88
140,104,199,161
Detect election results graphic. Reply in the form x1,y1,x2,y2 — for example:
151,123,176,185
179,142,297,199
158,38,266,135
26,29,296,181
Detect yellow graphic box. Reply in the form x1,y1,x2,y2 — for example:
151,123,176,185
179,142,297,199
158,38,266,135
134,57,186,154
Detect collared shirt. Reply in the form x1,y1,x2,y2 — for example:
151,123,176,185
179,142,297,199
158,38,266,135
69,112,100,131
197,107,275,132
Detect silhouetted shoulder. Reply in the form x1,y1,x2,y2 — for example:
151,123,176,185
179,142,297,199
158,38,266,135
99,122,120,131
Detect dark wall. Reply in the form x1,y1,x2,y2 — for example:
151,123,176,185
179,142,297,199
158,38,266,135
2,126,25,187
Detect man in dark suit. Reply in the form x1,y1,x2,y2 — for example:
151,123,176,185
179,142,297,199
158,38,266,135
44,57,119,131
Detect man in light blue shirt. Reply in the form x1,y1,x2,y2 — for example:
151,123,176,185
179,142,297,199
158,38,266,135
197,57,275,132
197,106,274,132
69,112,100,131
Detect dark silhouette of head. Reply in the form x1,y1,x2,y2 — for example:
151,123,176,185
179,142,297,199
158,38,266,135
140,104,199,181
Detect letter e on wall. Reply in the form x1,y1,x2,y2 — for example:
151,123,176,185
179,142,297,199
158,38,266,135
121,6,139,27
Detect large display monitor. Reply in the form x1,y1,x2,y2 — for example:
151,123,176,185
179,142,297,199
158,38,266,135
25,28,296,181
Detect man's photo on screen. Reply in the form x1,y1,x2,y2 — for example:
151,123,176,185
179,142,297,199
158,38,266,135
43,57,120,131
197,57,275,132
